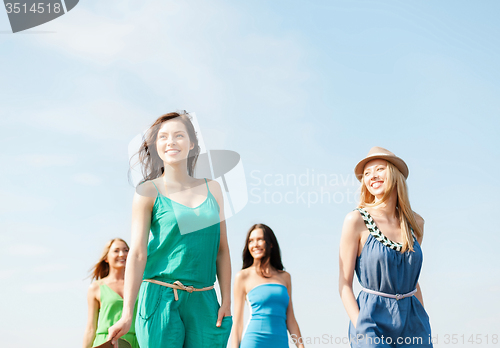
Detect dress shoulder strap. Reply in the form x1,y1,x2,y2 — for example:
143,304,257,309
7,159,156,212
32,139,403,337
204,178,210,193
355,208,403,252
151,180,160,194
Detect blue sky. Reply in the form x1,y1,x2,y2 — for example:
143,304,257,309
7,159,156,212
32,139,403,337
1,1,499,347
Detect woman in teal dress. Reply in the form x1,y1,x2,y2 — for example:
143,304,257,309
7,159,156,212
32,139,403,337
83,238,139,348
232,223,305,348
107,111,232,348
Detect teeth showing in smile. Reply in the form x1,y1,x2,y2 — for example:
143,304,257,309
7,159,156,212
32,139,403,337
372,182,382,189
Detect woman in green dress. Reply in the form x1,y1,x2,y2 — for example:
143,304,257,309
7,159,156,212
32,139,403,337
107,111,232,348
83,238,139,348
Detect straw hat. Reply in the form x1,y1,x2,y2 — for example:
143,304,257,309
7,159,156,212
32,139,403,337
354,146,409,181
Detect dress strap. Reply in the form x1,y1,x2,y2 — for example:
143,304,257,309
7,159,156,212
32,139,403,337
151,181,160,195
204,178,210,194
355,208,403,252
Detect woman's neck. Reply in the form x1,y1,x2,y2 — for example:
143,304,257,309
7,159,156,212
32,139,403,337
372,189,398,220
162,161,191,184
252,259,273,276
106,267,125,281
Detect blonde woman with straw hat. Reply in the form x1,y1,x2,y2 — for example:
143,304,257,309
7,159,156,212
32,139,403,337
339,147,433,348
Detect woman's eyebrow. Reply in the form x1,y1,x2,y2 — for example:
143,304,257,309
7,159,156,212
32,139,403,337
158,130,186,134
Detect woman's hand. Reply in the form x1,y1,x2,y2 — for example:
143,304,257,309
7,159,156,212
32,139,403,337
107,317,132,348
216,302,231,327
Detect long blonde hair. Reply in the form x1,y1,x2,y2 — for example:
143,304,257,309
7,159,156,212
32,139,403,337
89,238,129,281
358,161,422,252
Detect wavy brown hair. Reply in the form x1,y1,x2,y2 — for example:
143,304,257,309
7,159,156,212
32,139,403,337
89,238,129,281
130,111,200,185
242,223,284,277
358,161,422,252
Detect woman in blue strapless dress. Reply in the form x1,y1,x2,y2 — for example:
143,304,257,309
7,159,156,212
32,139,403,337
232,224,305,348
339,147,433,348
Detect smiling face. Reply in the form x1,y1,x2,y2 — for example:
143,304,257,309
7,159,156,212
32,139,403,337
155,119,194,165
248,228,269,260
362,159,389,199
105,240,129,269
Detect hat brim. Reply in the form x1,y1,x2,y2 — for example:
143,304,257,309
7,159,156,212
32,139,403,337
355,155,409,181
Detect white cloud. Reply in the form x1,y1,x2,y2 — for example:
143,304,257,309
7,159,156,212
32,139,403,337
22,279,82,294
0,269,16,280
23,0,310,140
33,263,70,273
7,243,51,256
0,190,55,213
73,172,102,186
16,154,76,167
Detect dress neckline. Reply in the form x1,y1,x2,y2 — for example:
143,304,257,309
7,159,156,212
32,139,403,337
248,283,287,295
357,208,404,252
158,190,211,209
101,283,124,300
154,178,212,209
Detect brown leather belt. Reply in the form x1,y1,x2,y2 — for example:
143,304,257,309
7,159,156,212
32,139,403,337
143,279,214,301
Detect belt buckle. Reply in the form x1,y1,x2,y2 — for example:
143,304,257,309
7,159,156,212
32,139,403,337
395,293,403,300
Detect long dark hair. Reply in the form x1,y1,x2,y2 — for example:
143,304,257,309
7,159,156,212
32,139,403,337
242,223,284,277
130,111,200,184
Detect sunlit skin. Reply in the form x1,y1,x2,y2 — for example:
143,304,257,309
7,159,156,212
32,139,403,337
248,228,268,261
156,120,194,169
362,159,391,202
231,228,305,348
107,117,232,347
339,158,426,330
106,240,129,272
82,240,130,348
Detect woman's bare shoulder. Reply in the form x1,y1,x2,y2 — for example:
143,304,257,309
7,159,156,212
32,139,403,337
343,210,365,231
235,268,251,280
205,178,222,193
87,280,101,295
136,180,160,198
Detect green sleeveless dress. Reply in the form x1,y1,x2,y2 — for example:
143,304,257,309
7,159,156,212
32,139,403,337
135,178,232,348
92,284,139,348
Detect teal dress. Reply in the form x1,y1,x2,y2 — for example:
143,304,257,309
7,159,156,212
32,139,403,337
349,208,433,348
135,179,232,348
93,284,139,348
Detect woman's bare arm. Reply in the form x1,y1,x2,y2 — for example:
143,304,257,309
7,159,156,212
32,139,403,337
210,179,232,325
108,184,155,346
339,211,363,328
231,271,247,348
82,282,99,348
284,272,305,348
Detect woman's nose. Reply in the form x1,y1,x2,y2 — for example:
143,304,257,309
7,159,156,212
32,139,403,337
167,135,176,145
